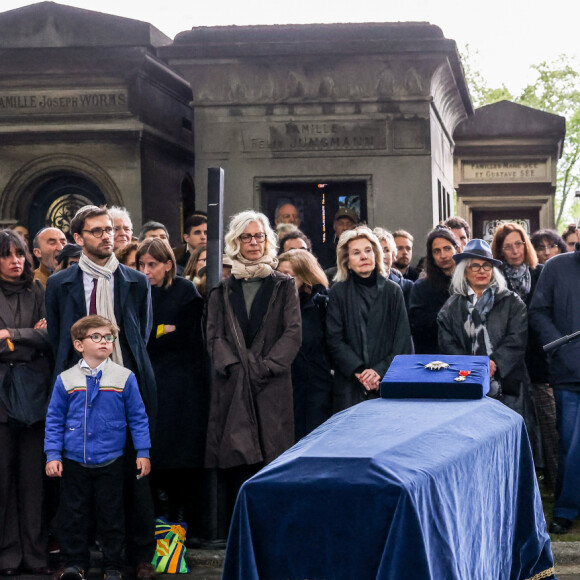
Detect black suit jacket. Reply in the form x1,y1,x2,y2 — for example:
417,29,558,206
45,263,157,429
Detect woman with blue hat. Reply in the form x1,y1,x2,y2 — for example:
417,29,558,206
437,239,536,427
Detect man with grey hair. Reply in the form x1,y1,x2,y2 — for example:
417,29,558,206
109,206,134,251
530,215,580,535
32,226,67,287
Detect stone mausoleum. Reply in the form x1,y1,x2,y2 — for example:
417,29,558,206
0,1,566,252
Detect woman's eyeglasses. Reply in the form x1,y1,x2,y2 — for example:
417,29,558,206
467,263,493,272
535,243,557,252
502,241,525,253
239,233,266,243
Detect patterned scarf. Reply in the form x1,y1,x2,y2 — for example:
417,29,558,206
503,263,531,301
231,254,278,280
78,253,123,366
463,287,501,397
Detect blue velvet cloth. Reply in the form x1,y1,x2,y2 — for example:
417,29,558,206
223,398,555,580
381,354,491,400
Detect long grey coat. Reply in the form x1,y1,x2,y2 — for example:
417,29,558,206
205,271,301,469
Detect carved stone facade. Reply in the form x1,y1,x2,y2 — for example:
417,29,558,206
0,2,194,239
453,100,566,240
160,22,472,250
0,6,473,246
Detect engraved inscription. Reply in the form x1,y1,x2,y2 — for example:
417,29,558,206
243,121,386,152
462,160,548,182
0,89,128,115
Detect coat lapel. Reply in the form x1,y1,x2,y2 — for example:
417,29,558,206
228,277,249,344
65,266,88,316
247,275,275,346
0,290,14,328
114,267,131,325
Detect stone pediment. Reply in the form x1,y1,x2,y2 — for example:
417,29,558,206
0,1,171,49
454,100,565,140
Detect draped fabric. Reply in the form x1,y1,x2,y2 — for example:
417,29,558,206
223,398,555,580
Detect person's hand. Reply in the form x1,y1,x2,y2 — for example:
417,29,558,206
46,461,63,477
357,369,381,391
136,457,151,479
34,318,47,329
0,329,10,341
163,325,176,334
490,360,497,377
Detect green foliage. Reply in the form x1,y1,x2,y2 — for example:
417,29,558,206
460,48,580,228
461,45,514,108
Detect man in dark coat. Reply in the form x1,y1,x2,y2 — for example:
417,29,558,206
45,206,157,579
409,228,459,354
529,238,580,534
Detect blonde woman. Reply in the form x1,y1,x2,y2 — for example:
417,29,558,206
205,210,301,522
278,249,332,440
326,226,412,411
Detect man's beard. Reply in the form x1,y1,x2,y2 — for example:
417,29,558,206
394,259,409,269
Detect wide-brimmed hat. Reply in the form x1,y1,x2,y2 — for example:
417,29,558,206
452,238,502,267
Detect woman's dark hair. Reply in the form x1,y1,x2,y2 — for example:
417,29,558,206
136,237,176,288
0,229,34,287
530,229,567,254
425,227,460,290
183,245,207,279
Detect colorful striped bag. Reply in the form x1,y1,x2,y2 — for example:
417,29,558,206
151,517,190,574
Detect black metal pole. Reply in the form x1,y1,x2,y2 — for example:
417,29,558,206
206,167,224,292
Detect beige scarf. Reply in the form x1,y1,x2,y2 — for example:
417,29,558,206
231,254,278,280
78,253,123,366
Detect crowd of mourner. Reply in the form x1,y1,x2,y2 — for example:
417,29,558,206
1,202,580,579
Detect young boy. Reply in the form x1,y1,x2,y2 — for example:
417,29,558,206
45,315,151,580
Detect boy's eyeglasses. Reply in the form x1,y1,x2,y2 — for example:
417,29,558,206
83,333,117,343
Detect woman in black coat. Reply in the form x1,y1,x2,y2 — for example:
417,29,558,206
136,238,207,528
492,223,555,490
0,230,52,576
278,249,333,441
326,226,413,412
437,239,537,436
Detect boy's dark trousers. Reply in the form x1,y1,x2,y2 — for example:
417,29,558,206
59,457,125,571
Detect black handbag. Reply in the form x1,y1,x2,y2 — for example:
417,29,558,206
0,357,52,426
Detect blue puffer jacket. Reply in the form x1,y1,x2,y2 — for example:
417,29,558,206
45,358,151,464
